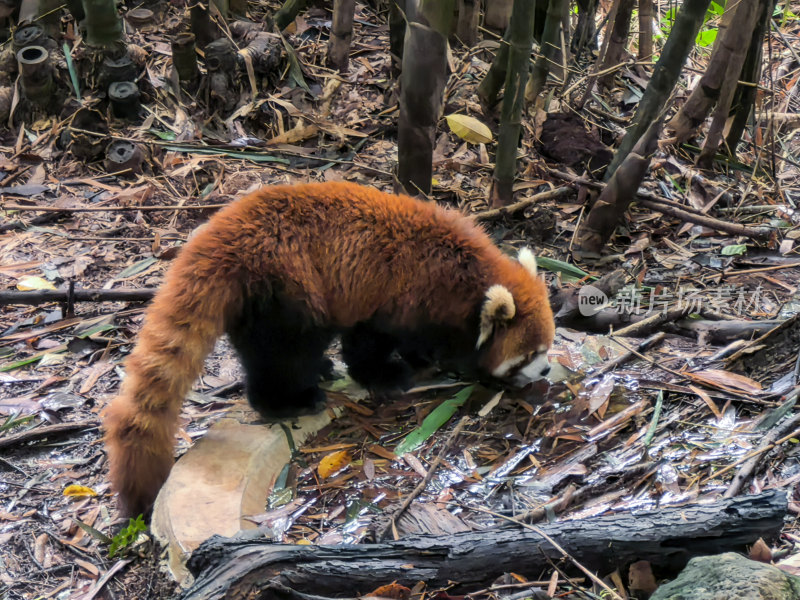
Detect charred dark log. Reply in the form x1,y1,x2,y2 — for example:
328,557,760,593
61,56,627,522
183,491,787,600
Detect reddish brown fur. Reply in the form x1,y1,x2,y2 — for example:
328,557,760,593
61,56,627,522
104,182,554,517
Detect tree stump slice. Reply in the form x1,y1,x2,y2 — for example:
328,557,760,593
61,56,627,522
151,407,339,583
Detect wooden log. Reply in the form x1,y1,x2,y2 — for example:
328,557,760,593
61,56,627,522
182,490,787,600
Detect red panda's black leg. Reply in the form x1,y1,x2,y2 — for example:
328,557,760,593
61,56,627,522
228,293,332,419
341,324,414,392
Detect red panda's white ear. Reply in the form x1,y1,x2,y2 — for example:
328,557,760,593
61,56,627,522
476,285,516,348
517,247,538,278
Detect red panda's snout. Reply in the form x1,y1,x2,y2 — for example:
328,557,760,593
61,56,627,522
479,324,553,385
475,248,555,386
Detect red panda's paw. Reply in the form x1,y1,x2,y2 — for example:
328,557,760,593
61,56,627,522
347,357,414,394
249,385,328,421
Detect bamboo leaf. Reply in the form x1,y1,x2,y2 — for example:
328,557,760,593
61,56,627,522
394,385,474,455
696,28,718,46
72,518,113,544
149,128,177,141
63,42,81,102
75,323,117,339
445,114,493,144
1,348,67,372
163,144,289,164
534,257,592,279
17,276,56,291
721,244,747,256
117,257,158,278
280,35,312,95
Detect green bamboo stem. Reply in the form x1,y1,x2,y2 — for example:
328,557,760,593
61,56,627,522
327,0,356,72
476,28,511,108
525,0,564,102
81,0,124,48
605,0,712,178
274,0,308,31
172,32,200,82
396,21,447,195
491,0,536,207
725,0,775,153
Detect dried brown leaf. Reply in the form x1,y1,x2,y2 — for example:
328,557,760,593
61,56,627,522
688,369,763,394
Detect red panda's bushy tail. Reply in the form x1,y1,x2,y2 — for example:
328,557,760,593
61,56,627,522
103,240,242,517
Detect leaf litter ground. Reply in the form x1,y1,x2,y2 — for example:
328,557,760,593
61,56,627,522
2,2,800,598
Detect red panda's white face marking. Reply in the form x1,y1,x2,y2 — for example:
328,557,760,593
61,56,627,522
493,346,551,386
491,345,550,379
477,248,555,385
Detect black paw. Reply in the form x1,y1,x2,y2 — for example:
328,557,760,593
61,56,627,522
248,386,328,421
349,358,413,393
319,357,335,381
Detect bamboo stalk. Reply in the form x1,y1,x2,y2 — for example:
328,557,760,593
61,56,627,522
490,0,536,207
327,0,356,72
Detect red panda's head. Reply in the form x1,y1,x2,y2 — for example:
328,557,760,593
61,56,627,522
476,248,555,385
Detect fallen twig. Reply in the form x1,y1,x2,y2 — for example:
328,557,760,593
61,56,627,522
78,558,135,600
548,168,774,239
611,308,689,338
595,332,666,374
1,288,155,306
381,416,471,541
514,462,659,523
0,420,99,450
720,262,800,276
707,419,800,488
472,187,572,221
725,314,800,363
677,318,787,344
2,203,228,213
637,199,773,239
723,418,800,498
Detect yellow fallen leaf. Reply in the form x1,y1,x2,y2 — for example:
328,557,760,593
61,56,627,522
17,276,56,291
317,449,352,479
266,121,319,145
63,484,97,498
31,118,53,132
445,113,493,144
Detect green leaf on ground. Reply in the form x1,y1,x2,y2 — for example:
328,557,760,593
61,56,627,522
394,385,474,455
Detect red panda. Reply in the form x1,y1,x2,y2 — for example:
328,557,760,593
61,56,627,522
104,182,555,517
